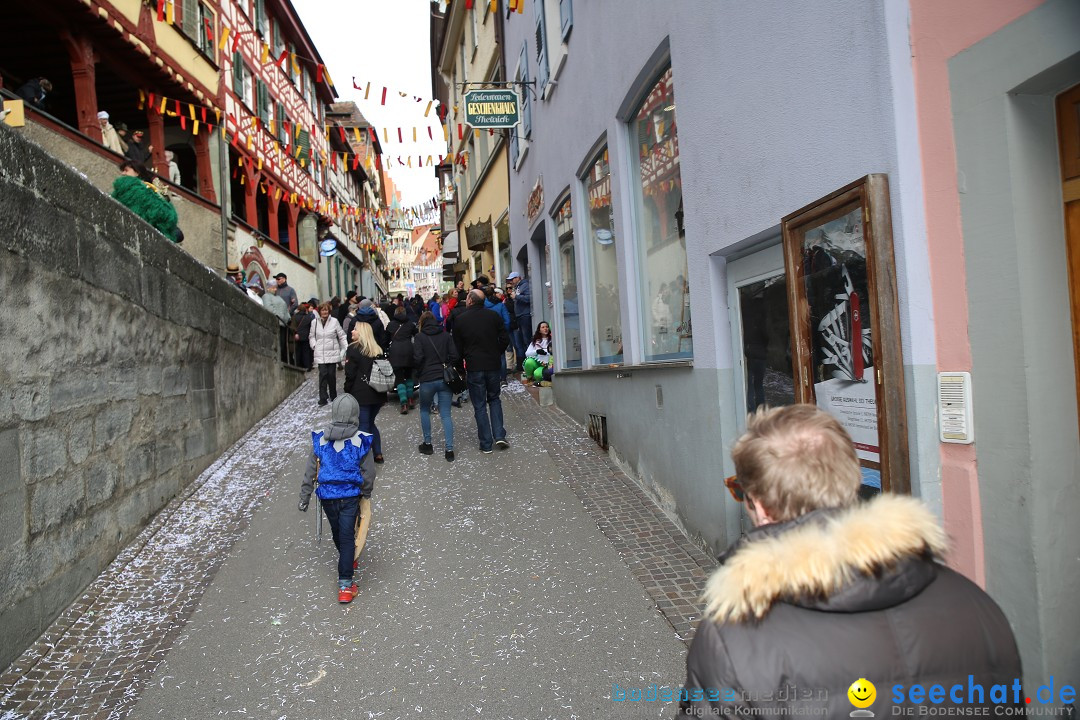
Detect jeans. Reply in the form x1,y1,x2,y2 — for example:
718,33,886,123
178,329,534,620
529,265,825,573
320,495,359,582
418,379,454,450
510,327,527,372
466,370,505,451
516,314,532,363
357,403,382,455
318,363,338,403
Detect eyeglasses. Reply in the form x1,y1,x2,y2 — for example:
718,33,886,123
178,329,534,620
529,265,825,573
724,475,745,503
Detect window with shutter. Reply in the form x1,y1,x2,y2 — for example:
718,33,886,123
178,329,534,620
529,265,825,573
232,51,244,96
533,0,548,92
519,43,532,139
272,20,282,57
181,0,198,42
198,4,216,57
559,0,573,41
254,0,268,37
275,105,286,143
297,129,311,172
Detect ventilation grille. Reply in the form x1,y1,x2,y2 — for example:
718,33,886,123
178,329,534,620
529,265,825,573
587,413,608,451
938,372,974,444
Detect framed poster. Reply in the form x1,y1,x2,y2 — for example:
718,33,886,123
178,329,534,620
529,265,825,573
781,175,909,493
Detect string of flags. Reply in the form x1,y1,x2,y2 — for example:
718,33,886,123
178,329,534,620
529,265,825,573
138,89,457,241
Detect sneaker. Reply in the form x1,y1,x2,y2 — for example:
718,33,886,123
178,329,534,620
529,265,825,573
418,442,434,455
480,447,493,454
445,450,455,461
451,400,462,408
399,403,408,415
318,400,329,406
495,439,510,450
338,587,353,603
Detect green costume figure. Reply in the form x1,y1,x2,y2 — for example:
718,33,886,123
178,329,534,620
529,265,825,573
524,321,553,383
110,162,181,242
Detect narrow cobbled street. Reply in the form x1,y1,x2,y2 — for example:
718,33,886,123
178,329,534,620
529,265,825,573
1,378,715,719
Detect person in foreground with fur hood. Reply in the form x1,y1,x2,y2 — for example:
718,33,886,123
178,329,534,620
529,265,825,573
679,404,1021,716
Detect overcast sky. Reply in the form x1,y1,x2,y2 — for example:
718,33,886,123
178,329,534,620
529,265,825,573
292,0,444,208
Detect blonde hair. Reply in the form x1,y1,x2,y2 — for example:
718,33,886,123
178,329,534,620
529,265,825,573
350,321,381,358
731,404,860,522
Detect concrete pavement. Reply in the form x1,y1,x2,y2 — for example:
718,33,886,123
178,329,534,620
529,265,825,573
1,377,713,719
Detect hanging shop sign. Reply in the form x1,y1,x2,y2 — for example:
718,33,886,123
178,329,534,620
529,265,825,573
464,218,493,251
319,238,339,257
463,89,520,129
781,174,909,494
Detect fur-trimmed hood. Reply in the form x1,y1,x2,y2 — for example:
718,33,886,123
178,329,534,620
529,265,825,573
702,495,947,623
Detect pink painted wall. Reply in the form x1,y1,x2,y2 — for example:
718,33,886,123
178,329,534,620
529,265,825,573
908,0,1045,586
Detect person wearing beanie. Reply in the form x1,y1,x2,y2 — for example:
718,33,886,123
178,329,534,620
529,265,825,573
353,297,388,349
297,395,376,604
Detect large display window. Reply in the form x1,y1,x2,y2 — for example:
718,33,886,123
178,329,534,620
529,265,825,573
629,66,691,361
781,175,908,493
555,197,582,368
583,147,623,364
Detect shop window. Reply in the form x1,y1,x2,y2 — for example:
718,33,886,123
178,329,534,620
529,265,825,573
555,197,582,368
629,65,690,361
583,146,622,364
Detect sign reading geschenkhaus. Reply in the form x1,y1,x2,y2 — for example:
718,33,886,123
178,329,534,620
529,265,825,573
463,89,520,129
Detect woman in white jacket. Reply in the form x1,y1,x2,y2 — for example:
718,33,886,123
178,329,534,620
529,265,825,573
310,302,348,406
523,321,554,385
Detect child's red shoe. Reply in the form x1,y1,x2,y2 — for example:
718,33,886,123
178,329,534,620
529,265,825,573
338,587,354,603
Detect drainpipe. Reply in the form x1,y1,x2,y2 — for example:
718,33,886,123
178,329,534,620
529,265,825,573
218,130,229,272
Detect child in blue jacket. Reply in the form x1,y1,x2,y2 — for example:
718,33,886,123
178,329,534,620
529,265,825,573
298,395,376,603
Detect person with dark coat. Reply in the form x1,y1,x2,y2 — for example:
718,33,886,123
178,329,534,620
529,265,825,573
273,273,299,315
124,129,154,170
411,311,459,461
343,322,387,464
353,298,387,349
445,289,468,334
16,77,52,109
679,404,1021,717
294,303,316,371
335,290,357,325
385,306,418,414
452,289,510,453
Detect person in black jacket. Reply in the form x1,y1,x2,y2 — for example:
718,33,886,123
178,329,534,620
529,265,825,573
352,298,387,349
294,303,316,370
679,404,1021,717
385,306,417,414
411,311,459,461
451,289,510,454
343,322,387,464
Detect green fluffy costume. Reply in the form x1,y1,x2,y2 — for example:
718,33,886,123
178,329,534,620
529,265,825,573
110,176,180,242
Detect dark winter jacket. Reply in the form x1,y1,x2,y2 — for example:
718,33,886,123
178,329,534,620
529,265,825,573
445,303,467,334
385,319,417,370
124,139,153,169
295,311,315,344
110,176,180,241
353,307,387,349
452,304,509,372
412,324,460,384
680,495,1022,716
343,345,388,407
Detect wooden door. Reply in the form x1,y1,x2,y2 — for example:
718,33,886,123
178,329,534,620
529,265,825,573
1057,83,1080,431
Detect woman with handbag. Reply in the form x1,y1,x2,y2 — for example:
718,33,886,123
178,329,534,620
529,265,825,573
343,322,387,464
411,311,460,461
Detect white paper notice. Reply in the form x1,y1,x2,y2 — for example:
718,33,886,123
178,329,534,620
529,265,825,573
814,366,879,464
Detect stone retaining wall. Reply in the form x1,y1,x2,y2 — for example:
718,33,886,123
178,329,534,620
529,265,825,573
0,124,303,669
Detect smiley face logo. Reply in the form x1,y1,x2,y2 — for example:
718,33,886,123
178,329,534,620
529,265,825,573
848,678,876,709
